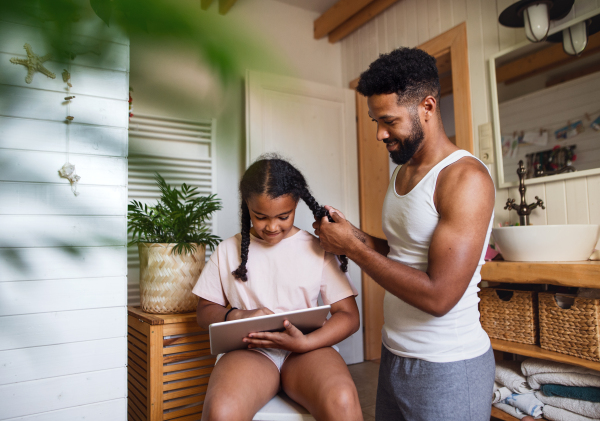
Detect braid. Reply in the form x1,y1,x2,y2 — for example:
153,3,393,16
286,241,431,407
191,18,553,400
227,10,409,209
301,189,349,273
232,201,251,281
236,154,349,280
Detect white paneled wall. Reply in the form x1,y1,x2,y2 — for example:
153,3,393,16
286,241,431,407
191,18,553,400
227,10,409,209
0,16,128,421
341,0,600,247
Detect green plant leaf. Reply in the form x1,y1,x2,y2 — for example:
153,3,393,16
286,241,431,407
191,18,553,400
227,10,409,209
127,172,222,254
90,0,113,26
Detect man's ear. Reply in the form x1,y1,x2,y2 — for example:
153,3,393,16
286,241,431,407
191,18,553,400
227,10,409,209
422,95,437,121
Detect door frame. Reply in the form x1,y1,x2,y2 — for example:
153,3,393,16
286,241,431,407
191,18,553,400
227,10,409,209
350,22,473,360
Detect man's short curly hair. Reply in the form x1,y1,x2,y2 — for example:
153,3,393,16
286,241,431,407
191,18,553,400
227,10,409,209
357,47,440,107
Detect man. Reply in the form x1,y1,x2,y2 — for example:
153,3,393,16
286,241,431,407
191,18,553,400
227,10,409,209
313,47,496,420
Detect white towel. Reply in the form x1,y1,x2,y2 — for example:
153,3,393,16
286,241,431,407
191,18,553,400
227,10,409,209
493,382,513,404
493,402,530,419
536,391,600,419
522,358,600,378
496,360,534,394
543,405,598,421
528,372,600,390
502,392,544,417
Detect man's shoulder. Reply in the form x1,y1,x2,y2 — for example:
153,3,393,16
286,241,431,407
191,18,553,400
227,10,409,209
438,155,493,189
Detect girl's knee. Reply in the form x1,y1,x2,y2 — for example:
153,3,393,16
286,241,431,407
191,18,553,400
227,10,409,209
202,396,245,421
320,382,361,418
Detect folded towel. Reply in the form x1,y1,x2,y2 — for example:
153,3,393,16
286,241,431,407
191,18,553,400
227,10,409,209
528,373,600,390
536,391,600,418
497,360,534,394
493,402,531,419
493,382,513,404
543,405,598,421
502,392,544,417
522,359,600,378
541,384,600,403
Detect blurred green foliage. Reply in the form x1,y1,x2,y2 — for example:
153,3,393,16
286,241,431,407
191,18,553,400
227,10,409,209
0,0,269,82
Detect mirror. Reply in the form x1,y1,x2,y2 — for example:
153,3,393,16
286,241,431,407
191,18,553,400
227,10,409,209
490,9,600,187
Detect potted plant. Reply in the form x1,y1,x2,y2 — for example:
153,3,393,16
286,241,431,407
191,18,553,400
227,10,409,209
128,173,222,314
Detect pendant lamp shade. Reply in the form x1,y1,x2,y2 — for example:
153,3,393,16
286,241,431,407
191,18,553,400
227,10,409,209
562,21,588,55
523,3,550,42
499,0,575,39
546,15,600,56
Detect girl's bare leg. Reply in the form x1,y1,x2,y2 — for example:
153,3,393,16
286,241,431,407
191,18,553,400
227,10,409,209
201,350,280,421
281,347,363,421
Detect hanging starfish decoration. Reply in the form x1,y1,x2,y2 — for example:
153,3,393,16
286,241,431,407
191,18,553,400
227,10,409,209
10,43,56,84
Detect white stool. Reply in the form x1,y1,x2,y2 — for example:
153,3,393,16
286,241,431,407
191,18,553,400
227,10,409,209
253,392,316,421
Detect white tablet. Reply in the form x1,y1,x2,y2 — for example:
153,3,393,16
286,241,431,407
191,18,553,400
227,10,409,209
209,305,331,355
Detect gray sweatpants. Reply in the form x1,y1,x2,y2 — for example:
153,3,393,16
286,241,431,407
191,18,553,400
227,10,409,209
376,345,495,421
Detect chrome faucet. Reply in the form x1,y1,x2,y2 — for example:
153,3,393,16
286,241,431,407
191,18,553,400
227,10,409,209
504,160,545,226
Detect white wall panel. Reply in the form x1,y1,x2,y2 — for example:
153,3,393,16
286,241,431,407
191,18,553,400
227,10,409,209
0,85,128,128
0,216,126,248
1,246,126,282
0,21,129,72
545,180,569,225
565,178,590,224
0,368,126,420
0,337,126,385
0,117,128,157
3,399,127,421
0,277,126,316
0,17,128,421
416,0,430,45
1,307,126,351
0,184,127,216
0,53,127,100
0,150,127,186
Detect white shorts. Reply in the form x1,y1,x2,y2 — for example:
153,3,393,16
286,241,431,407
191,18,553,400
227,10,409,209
216,348,291,372
215,345,339,372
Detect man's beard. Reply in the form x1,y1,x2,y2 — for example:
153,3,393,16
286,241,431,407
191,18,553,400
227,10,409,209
388,112,424,165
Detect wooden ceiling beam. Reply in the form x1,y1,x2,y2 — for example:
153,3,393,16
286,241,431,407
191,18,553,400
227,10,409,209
496,31,600,85
314,0,376,39
218,0,237,15
328,0,399,43
546,61,600,87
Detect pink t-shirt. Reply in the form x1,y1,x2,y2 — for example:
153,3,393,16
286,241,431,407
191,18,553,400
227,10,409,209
192,230,358,313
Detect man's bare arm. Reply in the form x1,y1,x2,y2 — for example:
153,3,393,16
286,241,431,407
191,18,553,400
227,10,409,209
317,160,494,317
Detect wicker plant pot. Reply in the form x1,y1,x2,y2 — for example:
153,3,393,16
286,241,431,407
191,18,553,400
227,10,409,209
138,243,205,314
479,288,539,345
539,292,600,362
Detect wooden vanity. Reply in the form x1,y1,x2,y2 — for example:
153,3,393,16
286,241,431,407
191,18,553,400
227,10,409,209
481,261,600,421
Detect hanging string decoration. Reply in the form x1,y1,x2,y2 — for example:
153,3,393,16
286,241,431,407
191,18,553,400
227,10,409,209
57,66,81,196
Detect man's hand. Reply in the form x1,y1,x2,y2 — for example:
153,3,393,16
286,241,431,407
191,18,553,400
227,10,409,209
313,211,358,256
312,205,346,236
228,307,274,321
243,320,309,353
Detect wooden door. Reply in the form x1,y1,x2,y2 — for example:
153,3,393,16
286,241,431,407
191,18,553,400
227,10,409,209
246,70,363,364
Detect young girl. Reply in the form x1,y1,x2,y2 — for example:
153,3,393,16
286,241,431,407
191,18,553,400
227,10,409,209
193,156,363,421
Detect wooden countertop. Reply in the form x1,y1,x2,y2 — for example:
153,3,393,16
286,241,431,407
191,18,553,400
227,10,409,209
481,261,600,288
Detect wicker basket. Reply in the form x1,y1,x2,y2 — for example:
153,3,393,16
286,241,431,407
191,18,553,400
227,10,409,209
539,292,600,362
479,288,538,344
138,243,205,314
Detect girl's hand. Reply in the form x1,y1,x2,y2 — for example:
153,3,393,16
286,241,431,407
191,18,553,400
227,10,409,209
228,307,274,321
243,320,309,353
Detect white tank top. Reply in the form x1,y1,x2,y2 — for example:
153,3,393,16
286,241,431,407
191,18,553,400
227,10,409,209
381,150,493,362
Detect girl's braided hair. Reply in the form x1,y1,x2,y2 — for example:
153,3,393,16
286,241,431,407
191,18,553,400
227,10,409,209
232,155,349,282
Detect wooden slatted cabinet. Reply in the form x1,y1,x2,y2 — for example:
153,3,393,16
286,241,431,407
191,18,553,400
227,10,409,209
127,307,216,421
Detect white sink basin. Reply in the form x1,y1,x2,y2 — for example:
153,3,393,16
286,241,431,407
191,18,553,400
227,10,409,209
492,225,600,262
